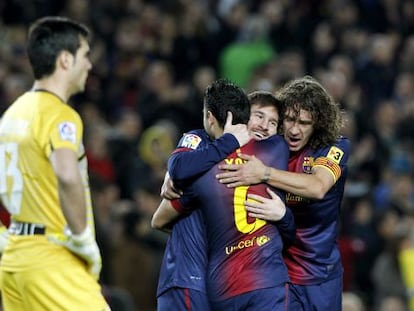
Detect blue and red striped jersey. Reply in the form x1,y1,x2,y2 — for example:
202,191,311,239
171,135,294,302
283,136,351,285
157,129,214,297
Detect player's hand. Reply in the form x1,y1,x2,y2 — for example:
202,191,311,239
244,188,286,221
48,226,102,280
160,171,182,199
223,111,250,147
217,153,265,187
0,226,9,253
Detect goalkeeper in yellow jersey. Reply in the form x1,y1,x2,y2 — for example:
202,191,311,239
0,16,110,310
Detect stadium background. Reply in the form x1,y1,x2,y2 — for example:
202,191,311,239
0,0,413,310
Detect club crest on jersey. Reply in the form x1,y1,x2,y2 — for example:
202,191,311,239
58,121,76,144
327,146,344,164
302,157,313,173
180,133,202,149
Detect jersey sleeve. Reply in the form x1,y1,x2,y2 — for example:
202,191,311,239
264,135,289,200
261,136,295,249
275,206,295,249
168,131,240,182
171,185,197,215
313,137,350,183
42,105,83,158
270,141,296,249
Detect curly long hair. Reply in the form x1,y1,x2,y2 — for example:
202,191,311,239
275,75,344,149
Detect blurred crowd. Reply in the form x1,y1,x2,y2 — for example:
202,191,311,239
1,0,414,310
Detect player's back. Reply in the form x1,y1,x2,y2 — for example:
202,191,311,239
0,91,90,271
157,130,210,297
180,135,290,302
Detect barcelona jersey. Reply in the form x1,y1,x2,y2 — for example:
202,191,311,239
171,135,294,302
157,129,223,297
283,137,351,285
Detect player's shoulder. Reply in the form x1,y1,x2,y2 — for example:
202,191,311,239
317,136,350,153
259,134,288,149
334,136,351,152
183,129,207,137
177,129,209,150
315,136,350,165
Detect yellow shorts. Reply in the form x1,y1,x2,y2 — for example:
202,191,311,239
0,261,110,311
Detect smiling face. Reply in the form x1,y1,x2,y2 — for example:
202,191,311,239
248,103,279,140
283,108,314,152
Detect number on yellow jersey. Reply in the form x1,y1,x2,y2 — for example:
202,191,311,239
0,143,23,214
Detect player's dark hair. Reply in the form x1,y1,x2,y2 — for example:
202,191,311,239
27,16,89,79
275,75,344,149
203,79,250,128
248,90,285,134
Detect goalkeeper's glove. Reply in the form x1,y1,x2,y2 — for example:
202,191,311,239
0,226,8,253
49,226,102,280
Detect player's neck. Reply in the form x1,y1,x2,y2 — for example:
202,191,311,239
32,76,69,103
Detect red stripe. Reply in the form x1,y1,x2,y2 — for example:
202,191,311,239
171,147,193,154
184,288,191,311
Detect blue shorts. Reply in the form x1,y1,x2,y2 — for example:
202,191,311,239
288,276,342,311
210,284,288,311
157,287,210,311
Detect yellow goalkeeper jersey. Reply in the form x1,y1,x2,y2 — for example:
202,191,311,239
0,90,95,271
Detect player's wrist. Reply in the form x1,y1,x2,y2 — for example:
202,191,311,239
71,226,92,244
261,166,271,183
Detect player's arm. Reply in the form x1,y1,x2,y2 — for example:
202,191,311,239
168,112,250,182
151,199,181,232
217,154,336,199
160,171,182,200
51,148,87,234
245,188,295,248
50,147,102,279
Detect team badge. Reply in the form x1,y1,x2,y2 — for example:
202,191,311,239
58,121,76,144
327,146,344,164
302,157,313,173
180,133,202,150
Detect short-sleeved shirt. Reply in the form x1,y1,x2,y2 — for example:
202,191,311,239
158,129,242,297
0,90,95,272
284,137,351,285
172,135,293,302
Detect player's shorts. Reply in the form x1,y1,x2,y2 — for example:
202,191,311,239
0,260,110,311
288,276,343,311
157,287,210,311
210,284,288,311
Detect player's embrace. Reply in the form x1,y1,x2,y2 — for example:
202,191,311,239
217,76,351,311
152,79,295,310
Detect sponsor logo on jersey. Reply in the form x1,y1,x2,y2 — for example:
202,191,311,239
180,133,202,149
58,121,76,144
327,146,344,164
286,192,311,205
225,235,270,255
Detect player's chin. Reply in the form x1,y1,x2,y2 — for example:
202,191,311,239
286,139,303,151
250,131,268,141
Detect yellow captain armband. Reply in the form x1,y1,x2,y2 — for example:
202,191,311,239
0,225,9,253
